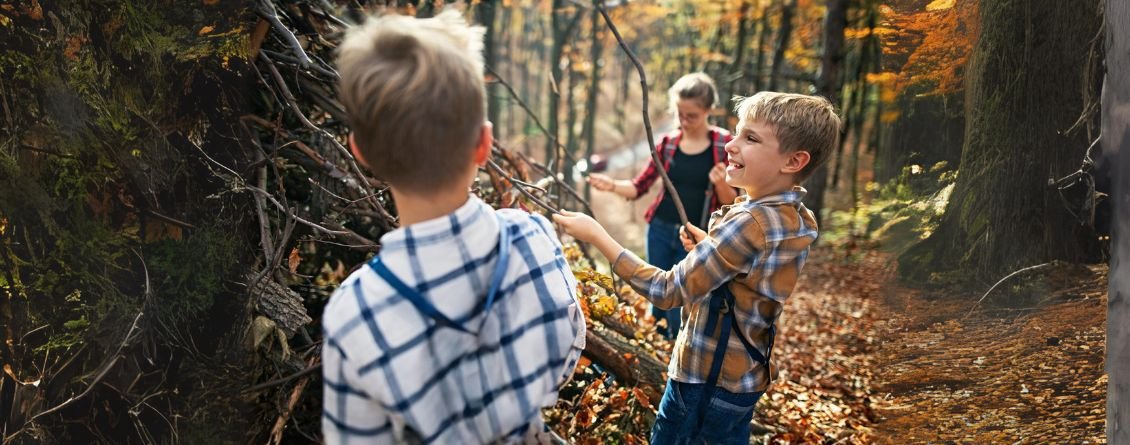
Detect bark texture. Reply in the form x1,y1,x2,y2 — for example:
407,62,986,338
900,0,1103,284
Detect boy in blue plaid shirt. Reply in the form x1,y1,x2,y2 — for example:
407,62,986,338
556,92,840,444
322,10,586,444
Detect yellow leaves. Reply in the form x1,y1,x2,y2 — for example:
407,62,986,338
925,0,956,11
590,294,617,318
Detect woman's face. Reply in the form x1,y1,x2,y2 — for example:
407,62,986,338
675,99,709,133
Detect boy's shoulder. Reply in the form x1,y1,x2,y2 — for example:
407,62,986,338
494,208,560,246
719,196,818,243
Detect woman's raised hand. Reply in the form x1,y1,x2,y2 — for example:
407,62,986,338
708,162,727,185
586,173,615,192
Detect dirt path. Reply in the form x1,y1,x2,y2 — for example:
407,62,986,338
868,262,1108,443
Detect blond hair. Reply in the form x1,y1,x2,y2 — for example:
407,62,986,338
668,72,718,113
733,92,842,181
337,9,486,192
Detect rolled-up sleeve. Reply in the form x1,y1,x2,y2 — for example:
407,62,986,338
612,210,766,310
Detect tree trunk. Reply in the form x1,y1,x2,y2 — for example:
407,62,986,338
477,0,500,136
752,1,774,92
804,0,850,227
582,9,604,203
899,0,1103,283
1103,0,1130,440
767,0,796,91
545,2,582,166
724,0,752,119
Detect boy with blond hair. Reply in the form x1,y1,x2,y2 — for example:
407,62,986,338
322,10,585,444
555,92,840,443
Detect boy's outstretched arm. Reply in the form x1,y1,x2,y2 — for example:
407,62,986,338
555,210,761,311
552,210,625,263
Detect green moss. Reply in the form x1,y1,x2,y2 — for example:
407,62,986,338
147,227,239,324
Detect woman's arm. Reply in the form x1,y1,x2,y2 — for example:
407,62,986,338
587,173,639,199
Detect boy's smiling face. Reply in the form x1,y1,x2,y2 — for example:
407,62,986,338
725,118,806,198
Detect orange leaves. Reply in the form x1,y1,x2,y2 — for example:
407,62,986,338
631,387,652,410
287,248,302,275
881,0,979,95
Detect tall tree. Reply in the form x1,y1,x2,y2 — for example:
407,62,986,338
767,0,797,91
545,0,583,165
900,0,1103,283
476,0,501,136
1104,0,1130,440
752,0,774,91
582,8,605,202
805,0,850,225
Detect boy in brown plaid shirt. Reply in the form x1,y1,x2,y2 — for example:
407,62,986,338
555,92,841,443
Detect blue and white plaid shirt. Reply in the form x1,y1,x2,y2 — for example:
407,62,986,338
322,196,586,444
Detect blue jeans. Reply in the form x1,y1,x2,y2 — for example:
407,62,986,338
651,379,763,445
647,221,688,339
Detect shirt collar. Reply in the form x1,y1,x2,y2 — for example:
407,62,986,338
735,186,808,207
378,194,487,250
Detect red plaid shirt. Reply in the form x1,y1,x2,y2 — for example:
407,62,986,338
630,127,733,223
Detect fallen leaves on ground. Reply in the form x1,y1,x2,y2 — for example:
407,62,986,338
870,262,1107,444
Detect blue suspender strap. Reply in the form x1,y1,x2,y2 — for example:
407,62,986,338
695,284,732,429
694,283,776,430
368,214,512,335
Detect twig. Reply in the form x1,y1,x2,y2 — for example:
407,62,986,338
268,356,319,445
244,185,350,236
141,209,196,230
484,65,577,167
321,221,380,251
486,159,561,215
257,0,312,68
258,52,381,214
17,144,74,158
242,363,321,393
5,312,145,443
966,262,1055,317
595,1,690,227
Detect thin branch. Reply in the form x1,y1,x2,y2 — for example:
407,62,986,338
5,312,145,443
258,52,381,213
486,159,561,215
257,0,312,68
595,1,690,227
966,262,1056,317
242,363,321,393
244,185,351,236
484,65,576,166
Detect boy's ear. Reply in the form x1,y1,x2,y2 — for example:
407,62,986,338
472,122,493,166
348,134,370,169
781,150,811,175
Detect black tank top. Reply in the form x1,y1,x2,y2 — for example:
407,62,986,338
653,144,713,225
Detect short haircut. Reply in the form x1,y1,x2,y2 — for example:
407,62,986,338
733,92,842,181
668,72,718,112
337,9,486,192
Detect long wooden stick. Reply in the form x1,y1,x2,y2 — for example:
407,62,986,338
595,1,689,227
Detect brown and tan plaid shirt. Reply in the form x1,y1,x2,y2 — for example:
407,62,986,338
612,187,817,393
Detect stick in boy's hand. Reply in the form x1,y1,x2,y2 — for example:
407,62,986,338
679,223,706,252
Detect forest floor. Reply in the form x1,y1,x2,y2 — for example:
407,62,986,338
578,130,1108,444
585,181,1108,443
867,258,1108,444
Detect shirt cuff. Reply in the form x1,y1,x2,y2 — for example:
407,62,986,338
611,249,646,280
